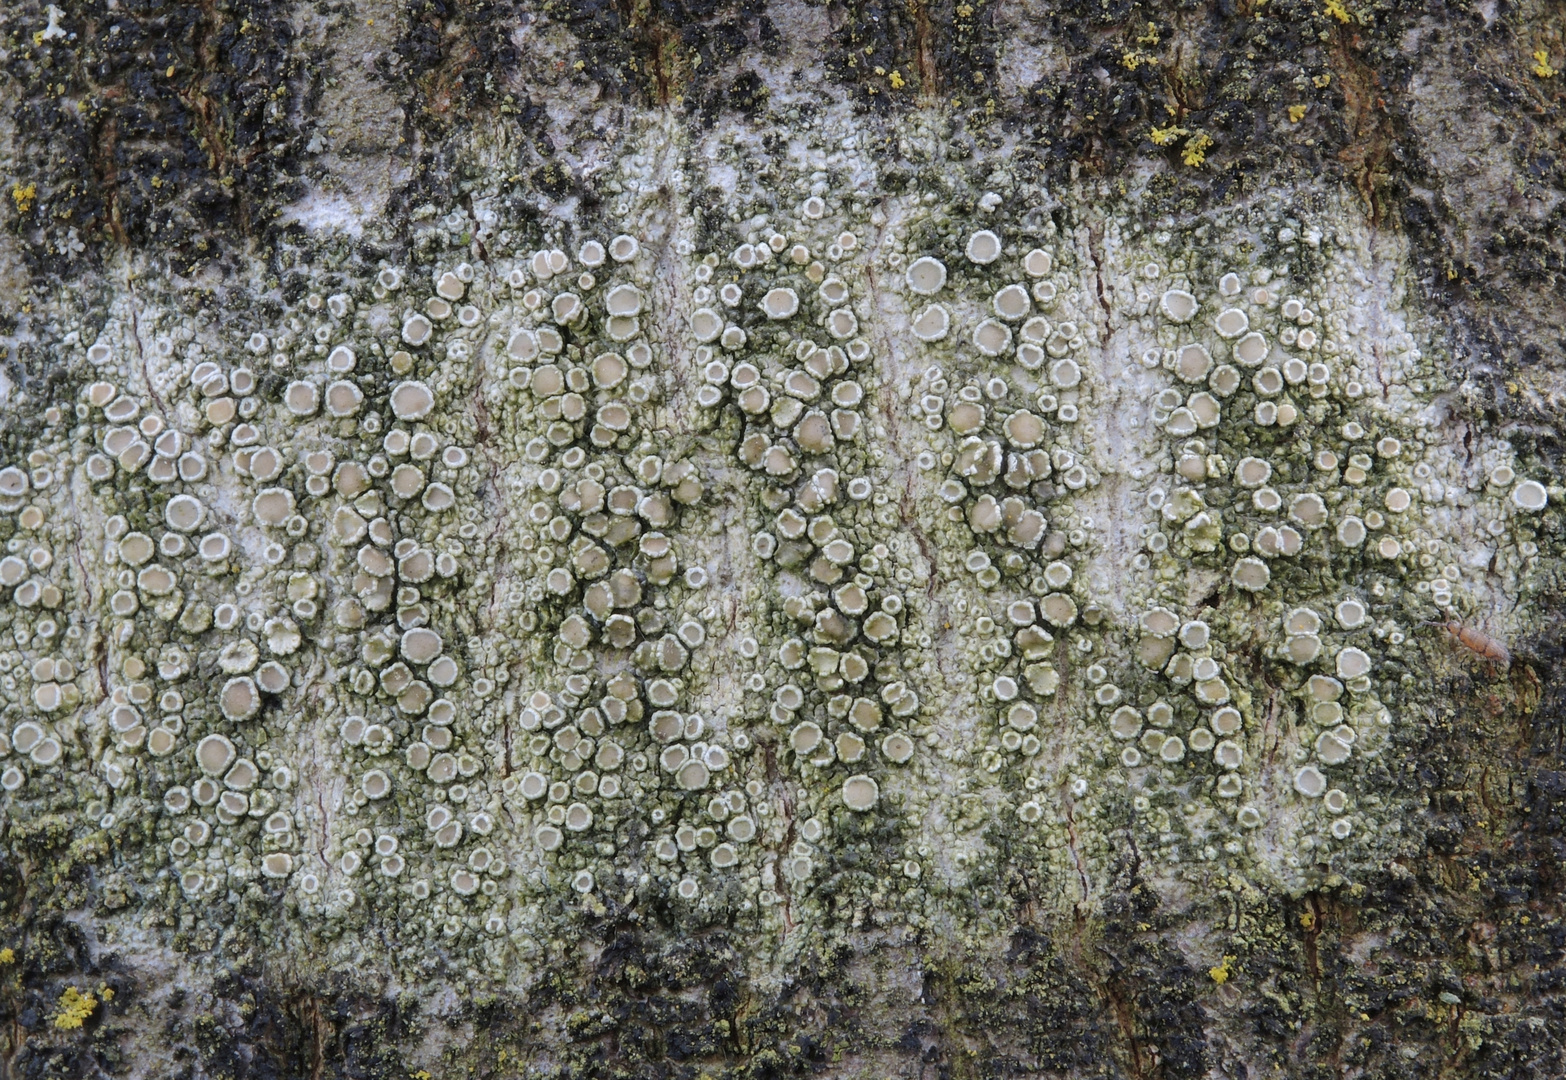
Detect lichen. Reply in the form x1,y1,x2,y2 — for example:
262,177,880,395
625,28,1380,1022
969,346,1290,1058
0,2,1562,1070
51,985,97,1030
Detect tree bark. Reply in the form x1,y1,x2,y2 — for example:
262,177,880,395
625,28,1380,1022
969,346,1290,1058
0,0,1564,1077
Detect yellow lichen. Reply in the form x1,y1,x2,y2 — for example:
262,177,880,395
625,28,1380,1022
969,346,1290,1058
1323,0,1351,22
1534,50,1557,78
52,986,98,1030
1150,124,1188,146
0,947,14,964
11,183,36,214
1288,104,1308,123
1137,21,1160,44
1313,72,1332,87
889,70,905,89
1181,132,1214,166
1209,955,1236,984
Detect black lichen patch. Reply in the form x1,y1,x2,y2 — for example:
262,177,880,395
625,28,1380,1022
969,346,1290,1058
393,0,528,124
537,0,781,121
1387,1,1566,390
0,0,309,277
1003,0,1384,208
1,917,414,1080
826,0,1000,109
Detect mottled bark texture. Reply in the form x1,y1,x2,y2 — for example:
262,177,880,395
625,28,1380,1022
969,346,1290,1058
1,0,1565,1078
